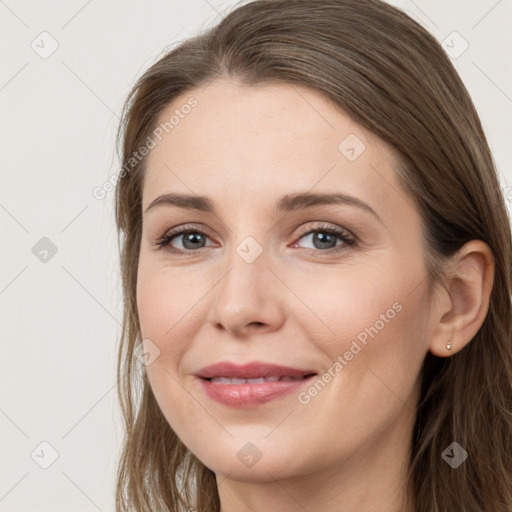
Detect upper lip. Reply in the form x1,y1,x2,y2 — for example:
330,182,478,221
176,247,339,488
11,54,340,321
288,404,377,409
196,361,317,379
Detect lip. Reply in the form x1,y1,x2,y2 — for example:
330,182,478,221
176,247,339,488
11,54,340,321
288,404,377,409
195,361,317,407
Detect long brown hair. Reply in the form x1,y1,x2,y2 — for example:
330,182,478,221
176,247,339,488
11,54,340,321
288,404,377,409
113,0,512,510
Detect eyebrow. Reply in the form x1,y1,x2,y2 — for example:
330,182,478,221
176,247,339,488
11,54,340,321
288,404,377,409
144,191,383,223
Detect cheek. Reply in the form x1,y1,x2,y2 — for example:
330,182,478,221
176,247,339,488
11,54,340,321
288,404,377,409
136,276,167,342
290,276,427,462
293,259,428,386
136,266,190,367
136,271,199,429
290,265,406,344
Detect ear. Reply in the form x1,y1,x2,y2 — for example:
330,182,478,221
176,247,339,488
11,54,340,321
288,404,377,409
428,240,495,357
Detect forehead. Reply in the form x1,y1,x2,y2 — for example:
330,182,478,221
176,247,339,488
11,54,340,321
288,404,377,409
142,79,404,218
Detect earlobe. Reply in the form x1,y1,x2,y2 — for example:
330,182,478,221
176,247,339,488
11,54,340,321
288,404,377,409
428,240,495,357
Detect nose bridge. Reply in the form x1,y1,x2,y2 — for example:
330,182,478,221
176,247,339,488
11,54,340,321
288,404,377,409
210,230,284,334
216,231,269,304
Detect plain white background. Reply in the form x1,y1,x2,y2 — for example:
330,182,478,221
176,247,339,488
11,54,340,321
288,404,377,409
0,1,511,510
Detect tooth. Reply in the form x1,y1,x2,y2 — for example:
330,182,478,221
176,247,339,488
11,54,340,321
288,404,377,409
211,377,233,384
210,376,295,384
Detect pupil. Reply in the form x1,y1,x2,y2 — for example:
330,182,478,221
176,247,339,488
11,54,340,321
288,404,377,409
314,232,335,249
183,233,204,249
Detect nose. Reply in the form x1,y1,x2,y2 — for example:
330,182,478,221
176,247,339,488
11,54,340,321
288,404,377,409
208,250,286,337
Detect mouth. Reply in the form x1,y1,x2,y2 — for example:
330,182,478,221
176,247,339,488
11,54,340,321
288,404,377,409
195,361,317,407
206,375,314,384
196,361,317,380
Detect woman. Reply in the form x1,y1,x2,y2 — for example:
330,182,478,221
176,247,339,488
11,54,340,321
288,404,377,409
113,0,512,510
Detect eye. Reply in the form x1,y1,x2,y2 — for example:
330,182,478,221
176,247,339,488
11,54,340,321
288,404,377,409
154,225,215,254
153,222,357,255
291,222,357,253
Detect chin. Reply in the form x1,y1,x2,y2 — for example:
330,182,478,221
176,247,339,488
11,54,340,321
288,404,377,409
188,438,313,483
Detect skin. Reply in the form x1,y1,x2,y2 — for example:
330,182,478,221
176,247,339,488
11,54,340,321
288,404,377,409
136,78,495,512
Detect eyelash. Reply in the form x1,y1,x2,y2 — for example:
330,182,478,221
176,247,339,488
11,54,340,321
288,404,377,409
153,222,357,256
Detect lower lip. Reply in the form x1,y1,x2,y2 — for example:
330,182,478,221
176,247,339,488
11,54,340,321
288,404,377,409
198,376,315,407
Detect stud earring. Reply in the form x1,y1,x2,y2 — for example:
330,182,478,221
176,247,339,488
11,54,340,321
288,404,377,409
446,339,452,350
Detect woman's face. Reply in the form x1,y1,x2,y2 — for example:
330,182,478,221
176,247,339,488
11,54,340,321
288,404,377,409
137,78,435,483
